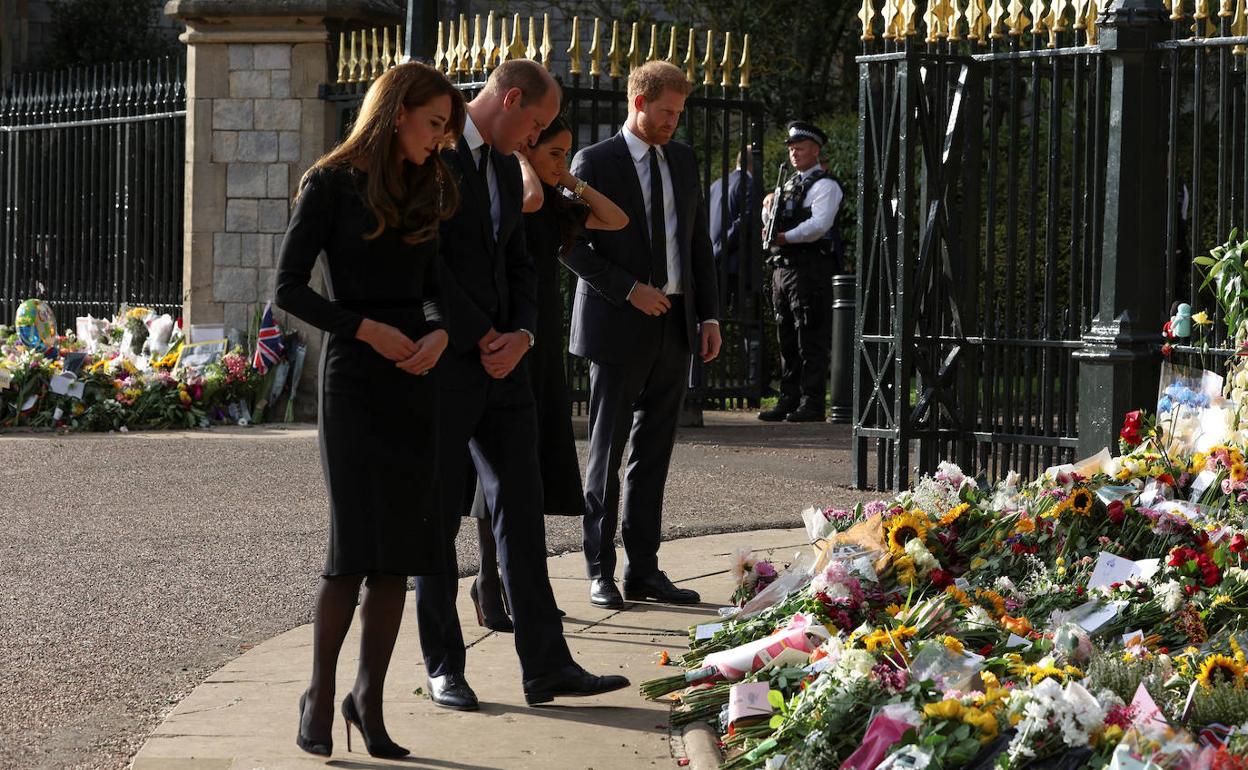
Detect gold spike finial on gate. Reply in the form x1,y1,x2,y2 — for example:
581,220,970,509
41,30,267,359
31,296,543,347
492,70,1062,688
925,1,941,41
483,11,497,70
381,26,393,73
683,27,697,81
738,33,751,88
588,18,603,76
1007,0,1030,34
395,24,404,64
1029,0,1047,35
508,14,526,62
1195,0,1210,18
525,16,538,60
702,29,717,86
646,23,659,62
374,27,385,77
470,15,483,74
337,31,348,83
859,0,877,40
987,0,1007,37
720,31,735,87
1168,0,1185,20
1085,0,1099,43
497,15,508,64
443,19,455,73
1219,0,1233,15
608,20,623,77
881,0,898,38
627,22,641,71
457,15,470,73
900,0,919,35
568,16,583,75
347,30,359,82
540,13,553,67
1231,0,1245,53
667,25,680,64
948,0,967,41
968,0,990,41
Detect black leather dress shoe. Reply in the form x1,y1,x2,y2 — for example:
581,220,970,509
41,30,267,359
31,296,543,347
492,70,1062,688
427,673,479,711
523,665,631,705
785,406,825,422
589,578,624,609
623,571,700,604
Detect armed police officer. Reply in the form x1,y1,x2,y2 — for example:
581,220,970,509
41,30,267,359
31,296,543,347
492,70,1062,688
758,121,844,423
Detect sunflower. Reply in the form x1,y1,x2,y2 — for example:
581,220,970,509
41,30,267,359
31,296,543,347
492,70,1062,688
1026,663,1070,685
1233,464,1248,484
1069,487,1094,517
976,589,1008,619
945,585,973,607
885,512,930,555
1197,654,1246,690
940,503,970,527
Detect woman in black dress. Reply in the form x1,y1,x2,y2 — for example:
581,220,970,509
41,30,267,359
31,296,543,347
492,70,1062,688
275,62,465,758
469,116,628,629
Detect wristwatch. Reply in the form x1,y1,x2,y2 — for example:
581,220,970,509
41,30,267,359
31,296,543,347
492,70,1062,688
518,328,536,348
572,178,588,198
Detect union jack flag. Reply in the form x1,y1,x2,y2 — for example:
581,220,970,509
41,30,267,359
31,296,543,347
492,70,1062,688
253,301,285,375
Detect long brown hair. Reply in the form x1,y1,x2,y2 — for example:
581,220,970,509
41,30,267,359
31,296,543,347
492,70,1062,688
306,62,465,244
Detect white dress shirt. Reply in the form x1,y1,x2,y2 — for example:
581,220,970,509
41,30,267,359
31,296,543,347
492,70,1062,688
782,164,842,243
622,124,682,295
462,113,501,239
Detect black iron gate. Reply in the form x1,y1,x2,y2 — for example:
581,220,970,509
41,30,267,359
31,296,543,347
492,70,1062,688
321,15,767,408
854,0,1247,490
0,54,187,324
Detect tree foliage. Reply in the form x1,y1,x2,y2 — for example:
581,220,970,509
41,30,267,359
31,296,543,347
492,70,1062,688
44,0,174,70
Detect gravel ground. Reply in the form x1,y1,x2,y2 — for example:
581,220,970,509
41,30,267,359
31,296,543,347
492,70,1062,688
0,411,878,770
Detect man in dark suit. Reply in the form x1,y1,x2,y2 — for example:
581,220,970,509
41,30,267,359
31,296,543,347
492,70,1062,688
564,61,721,610
709,146,754,311
416,59,628,709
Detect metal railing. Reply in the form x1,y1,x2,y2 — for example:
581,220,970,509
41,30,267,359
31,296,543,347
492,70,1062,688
0,54,187,325
853,0,1247,490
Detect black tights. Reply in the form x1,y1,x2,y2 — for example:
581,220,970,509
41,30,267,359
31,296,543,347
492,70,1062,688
301,572,407,744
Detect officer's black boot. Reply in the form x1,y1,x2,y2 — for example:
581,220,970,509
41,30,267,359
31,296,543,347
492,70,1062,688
758,396,798,422
785,397,825,423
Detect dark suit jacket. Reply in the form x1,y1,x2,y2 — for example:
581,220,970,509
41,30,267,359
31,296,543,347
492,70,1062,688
709,169,751,275
563,132,719,366
437,137,537,357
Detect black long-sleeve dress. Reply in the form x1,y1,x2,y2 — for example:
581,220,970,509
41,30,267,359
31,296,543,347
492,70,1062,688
275,165,444,576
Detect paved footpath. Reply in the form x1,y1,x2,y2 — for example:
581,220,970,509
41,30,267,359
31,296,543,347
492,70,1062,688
132,528,808,770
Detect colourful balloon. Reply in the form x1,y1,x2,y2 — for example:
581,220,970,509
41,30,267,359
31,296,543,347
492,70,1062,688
14,299,57,350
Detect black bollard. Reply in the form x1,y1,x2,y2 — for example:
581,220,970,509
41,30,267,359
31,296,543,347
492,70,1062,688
829,273,855,423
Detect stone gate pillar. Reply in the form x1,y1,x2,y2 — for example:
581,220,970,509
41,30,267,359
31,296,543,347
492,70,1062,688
164,0,401,416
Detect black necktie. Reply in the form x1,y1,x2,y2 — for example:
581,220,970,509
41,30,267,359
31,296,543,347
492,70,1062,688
648,146,668,289
477,143,491,183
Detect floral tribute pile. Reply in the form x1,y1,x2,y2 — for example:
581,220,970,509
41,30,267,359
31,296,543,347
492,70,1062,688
0,301,306,431
642,237,1248,769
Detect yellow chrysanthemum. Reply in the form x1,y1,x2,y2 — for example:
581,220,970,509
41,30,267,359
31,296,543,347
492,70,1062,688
962,707,999,742
885,512,930,555
1197,654,1245,691
884,603,904,617
1232,465,1248,484
940,503,970,527
924,699,964,720
942,636,965,655
1026,663,1069,685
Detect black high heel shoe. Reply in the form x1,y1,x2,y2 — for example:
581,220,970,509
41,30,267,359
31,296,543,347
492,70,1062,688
296,691,332,756
341,692,409,759
470,577,514,632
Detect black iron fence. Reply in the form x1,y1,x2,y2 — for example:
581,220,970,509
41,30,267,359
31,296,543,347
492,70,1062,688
321,16,767,409
854,0,1247,490
0,54,186,326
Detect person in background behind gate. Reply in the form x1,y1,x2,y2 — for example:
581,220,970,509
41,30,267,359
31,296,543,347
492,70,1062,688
709,146,754,314
564,60,721,611
275,61,463,759
467,115,629,630
758,120,845,423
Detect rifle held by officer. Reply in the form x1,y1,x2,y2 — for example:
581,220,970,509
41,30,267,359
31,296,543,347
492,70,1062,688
762,163,789,258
